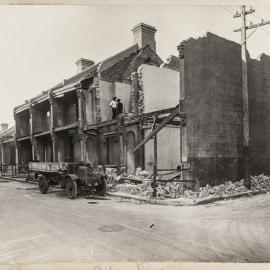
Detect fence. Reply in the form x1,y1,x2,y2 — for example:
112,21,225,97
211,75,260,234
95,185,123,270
0,163,30,179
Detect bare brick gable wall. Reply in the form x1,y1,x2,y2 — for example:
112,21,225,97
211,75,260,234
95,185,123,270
100,46,162,83
182,32,270,186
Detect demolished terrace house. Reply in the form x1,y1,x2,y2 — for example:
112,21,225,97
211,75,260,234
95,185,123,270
13,24,270,187
14,23,184,176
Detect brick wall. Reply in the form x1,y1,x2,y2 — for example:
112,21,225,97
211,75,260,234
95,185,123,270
182,32,270,186
100,45,162,84
100,53,137,83
183,32,243,185
249,54,270,175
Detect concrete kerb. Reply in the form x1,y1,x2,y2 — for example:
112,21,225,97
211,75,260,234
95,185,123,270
107,189,270,206
1,175,269,206
107,192,195,206
195,189,270,205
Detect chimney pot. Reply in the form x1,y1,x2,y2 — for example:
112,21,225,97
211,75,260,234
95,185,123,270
131,23,157,52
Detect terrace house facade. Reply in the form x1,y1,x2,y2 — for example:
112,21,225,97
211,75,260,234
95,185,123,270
14,23,182,175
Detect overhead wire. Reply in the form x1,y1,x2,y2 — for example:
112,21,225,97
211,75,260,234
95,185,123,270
222,5,270,37
248,10,270,37
228,6,238,13
217,5,270,50
218,5,235,15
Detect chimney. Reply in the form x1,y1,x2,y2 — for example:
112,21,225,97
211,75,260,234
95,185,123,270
1,123,8,133
75,58,95,74
131,23,157,52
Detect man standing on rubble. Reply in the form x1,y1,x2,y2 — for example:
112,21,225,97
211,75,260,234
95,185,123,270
109,96,117,120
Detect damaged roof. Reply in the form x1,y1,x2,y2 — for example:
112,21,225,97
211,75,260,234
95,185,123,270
14,43,159,113
98,44,139,73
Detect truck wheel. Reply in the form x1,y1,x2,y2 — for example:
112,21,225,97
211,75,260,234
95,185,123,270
96,178,107,196
38,174,49,194
66,178,78,199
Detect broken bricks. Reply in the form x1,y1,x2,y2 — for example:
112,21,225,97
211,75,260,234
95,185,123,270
111,172,270,200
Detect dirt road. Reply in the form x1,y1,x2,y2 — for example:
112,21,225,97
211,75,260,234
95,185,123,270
0,180,269,264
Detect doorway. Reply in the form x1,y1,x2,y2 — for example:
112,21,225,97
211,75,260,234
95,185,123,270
106,135,118,165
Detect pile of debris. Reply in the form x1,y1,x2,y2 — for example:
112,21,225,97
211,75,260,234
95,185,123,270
104,168,118,189
183,180,248,200
115,181,186,198
130,167,152,180
111,172,270,200
113,168,153,196
163,182,185,198
183,174,270,200
93,165,104,175
115,182,153,197
251,174,270,190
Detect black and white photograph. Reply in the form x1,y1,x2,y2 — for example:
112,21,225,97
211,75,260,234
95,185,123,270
0,2,270,268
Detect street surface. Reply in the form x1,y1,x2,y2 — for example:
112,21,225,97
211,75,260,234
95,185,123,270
0,179,270,264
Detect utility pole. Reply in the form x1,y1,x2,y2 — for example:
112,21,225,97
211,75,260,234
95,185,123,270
233,6,270,189
177,42,185,165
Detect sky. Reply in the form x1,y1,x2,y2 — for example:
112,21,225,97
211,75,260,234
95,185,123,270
0,4,270,127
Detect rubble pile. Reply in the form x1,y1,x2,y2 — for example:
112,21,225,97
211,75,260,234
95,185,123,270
111,173,270,200
120,167,152,180
182,180,249,200
105,168,117,182
163,182,185,198
103,168,118,190
251,174,270,190
181,174,270,199
133,167,152,179
115,182,153,197
93,165,104,175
